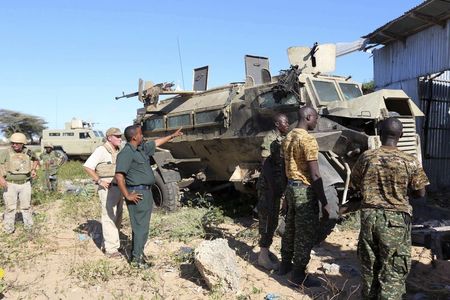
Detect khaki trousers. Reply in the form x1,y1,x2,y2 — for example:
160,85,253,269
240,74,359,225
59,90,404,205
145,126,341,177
3,181,33,233
98,185,123,254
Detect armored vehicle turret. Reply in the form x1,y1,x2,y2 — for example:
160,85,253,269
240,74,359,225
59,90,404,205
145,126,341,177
117,44,424,211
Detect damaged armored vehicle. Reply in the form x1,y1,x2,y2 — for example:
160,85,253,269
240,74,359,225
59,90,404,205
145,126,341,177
116,43,424,212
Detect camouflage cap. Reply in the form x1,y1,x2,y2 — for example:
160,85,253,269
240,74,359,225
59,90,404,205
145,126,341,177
43,142,54,148
106,127,122,137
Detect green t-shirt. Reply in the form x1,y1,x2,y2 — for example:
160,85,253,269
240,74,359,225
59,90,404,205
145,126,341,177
115,141,156,186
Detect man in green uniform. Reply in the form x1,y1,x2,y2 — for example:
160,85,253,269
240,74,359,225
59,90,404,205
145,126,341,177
257,113,289,271
0,133,39,234
40,142,65,192
279,106,329,288
115,125,182,268
351,117,429,300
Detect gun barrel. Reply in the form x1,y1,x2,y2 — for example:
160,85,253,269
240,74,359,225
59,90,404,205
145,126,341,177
115,91,139,100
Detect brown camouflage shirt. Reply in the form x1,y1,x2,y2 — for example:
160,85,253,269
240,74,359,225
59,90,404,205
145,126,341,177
351,146,429,215
283,128,319,185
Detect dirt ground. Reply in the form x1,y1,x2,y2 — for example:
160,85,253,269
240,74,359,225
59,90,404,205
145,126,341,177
1,200,450,300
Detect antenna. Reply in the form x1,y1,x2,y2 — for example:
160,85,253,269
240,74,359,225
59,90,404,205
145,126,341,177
177,37,185,90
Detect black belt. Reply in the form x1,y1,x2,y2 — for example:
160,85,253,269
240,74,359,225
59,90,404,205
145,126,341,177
287,180,309,188
127,185,151,190
110,182,118,186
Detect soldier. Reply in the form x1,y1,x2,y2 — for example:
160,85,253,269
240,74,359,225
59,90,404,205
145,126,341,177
257,113,289,270
84,127,124,259
40,142,65,192
115,125,182,268
278,106,329,288
0,133,39,234
351,117,429,300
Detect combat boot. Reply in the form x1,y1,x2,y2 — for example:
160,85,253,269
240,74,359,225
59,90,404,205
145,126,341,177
277,260,293,275
268,251,280,271
288,268,321,288
258,248,277,270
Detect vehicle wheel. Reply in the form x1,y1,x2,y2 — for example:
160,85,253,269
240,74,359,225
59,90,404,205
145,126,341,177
152,171,179,211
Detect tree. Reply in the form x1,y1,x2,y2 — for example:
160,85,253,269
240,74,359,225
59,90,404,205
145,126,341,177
0,109,47,143
362,81,375,95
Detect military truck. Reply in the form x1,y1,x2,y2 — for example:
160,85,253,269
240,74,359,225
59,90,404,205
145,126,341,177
41,119,104,160
116,43,423,212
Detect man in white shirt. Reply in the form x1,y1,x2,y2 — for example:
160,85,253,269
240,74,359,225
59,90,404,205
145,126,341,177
84,127,123,258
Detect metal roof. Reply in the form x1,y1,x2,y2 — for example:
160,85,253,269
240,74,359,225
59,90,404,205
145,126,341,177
364,0,450,45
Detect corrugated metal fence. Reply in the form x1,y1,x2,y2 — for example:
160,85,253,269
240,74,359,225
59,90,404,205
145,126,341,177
419,71,450,191
373,20,450,89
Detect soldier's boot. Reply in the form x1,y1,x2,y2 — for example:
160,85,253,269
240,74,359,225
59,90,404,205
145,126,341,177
278,260,293,276
258,247,277,270
288,268,321,288
268,251,280,271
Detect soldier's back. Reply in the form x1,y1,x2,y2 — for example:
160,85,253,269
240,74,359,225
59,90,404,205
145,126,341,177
359,147,426,214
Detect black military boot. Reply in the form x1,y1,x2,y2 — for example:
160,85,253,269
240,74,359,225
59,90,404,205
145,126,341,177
288,269,321,288
277,261,293,276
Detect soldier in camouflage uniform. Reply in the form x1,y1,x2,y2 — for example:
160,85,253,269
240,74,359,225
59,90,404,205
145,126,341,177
351,117,429,300
40,142,65,191
279,106,329,288
0,133,39,234
257,113,289,271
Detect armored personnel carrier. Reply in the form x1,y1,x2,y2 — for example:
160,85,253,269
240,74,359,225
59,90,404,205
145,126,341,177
117,44,424,211
41,118,104,160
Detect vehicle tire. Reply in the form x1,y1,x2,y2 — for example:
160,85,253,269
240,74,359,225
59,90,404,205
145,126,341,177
152,171,179,211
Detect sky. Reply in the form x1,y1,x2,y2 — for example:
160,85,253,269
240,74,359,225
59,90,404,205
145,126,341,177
0,0,422,134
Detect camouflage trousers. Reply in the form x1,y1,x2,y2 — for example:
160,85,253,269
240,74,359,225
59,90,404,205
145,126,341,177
280,183,319,270
43,175,58,192
257,176,281,248
3,181,33,233
358,209,411,300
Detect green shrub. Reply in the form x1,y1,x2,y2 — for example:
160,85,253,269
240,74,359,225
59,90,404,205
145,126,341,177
60,193,100,221
70,259,114,283
70,259,155,285
150,207,207,242
58,161,90,180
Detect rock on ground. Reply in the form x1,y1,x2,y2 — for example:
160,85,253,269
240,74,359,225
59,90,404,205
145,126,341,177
194,238,241,293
